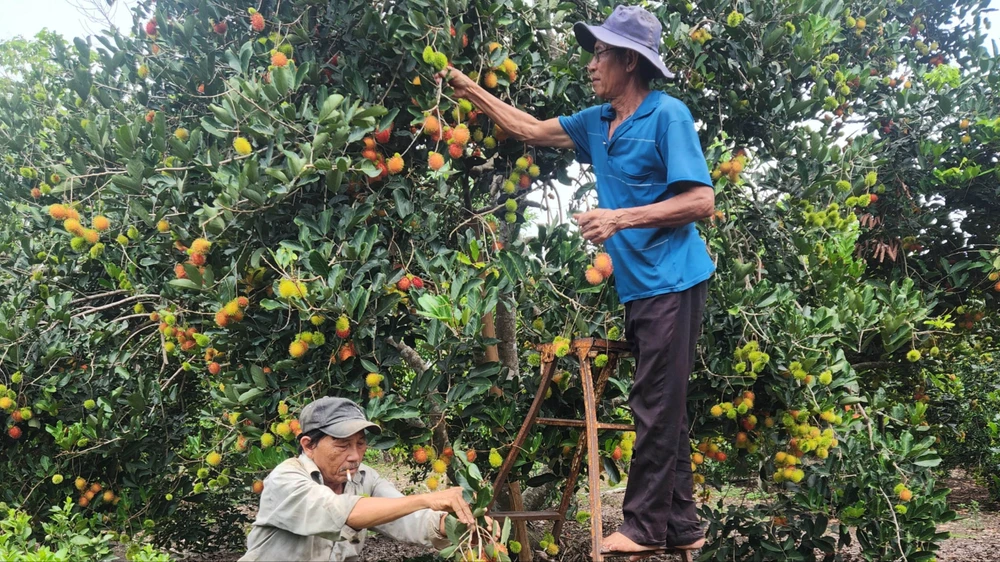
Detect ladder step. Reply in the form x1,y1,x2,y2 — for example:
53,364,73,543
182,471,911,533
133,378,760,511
489,510,564,521
535,418,635,431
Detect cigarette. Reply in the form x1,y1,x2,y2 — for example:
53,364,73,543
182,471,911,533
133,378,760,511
346,469,352,483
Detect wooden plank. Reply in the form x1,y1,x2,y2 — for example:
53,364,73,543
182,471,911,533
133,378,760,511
535,418,635,431
489,510,564,521
570,337,632,356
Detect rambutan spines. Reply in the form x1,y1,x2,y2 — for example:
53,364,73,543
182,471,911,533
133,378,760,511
387,154,405,175
271,51,289,67
335,314,351,339
48,204,69,220
451,124,470,146
428,152,445,171
422,115,441,136
250,12,265,32
91,216,110,231
189,238,211,255
594,252,613,278
585,266,604,285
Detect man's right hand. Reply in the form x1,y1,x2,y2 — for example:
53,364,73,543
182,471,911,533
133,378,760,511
434,67,574,149
436,67,477,99
424,487,475,526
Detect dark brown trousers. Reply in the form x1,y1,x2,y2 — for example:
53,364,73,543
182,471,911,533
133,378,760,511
618,280,708,547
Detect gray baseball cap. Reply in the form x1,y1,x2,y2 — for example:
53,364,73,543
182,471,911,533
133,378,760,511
300,397,382,438
573,5,675,80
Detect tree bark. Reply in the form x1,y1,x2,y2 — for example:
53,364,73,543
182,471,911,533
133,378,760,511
495,299,519,380
386,336,449,452
482,311,500,363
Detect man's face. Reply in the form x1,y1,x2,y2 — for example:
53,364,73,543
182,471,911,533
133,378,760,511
587,41,632,100
303,430,368,487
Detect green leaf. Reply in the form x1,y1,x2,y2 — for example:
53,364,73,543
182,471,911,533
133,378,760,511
250,366,268,389
168,279,202,291
239,388,265,404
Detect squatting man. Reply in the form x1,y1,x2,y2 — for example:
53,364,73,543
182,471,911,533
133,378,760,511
240,397,495,561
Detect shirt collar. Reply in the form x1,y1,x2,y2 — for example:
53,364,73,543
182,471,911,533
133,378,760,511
297,454,367,488
599,91,660,122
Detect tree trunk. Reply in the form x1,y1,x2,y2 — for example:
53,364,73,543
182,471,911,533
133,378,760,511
495,299,519,380
386,336,449,453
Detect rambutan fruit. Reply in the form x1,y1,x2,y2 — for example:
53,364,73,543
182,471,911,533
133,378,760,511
585,266,604,285
387,154,405,174
251,12,265,32
428,152,445,170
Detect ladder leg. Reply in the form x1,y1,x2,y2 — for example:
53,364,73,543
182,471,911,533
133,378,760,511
507,482,533,562
552,430,586,540
489,353,558,510
579,358,605,562
553,352,620,540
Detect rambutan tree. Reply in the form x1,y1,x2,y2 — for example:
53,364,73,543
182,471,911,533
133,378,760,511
0,0,998,559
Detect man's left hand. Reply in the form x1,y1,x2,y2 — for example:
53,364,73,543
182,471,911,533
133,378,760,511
574,209,623,244
482,516,500,540
438,514,500,540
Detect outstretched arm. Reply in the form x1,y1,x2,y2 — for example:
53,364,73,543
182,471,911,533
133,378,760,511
437,67,574,148
346,486,475,530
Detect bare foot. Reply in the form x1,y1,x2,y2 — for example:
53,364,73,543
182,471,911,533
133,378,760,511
599,532,664,558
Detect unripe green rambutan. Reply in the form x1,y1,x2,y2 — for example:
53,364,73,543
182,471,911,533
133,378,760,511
311,332,326,347
489,448,503,468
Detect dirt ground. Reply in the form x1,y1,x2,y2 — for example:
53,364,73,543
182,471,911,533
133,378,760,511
356,468,1000,562
172,465,999,561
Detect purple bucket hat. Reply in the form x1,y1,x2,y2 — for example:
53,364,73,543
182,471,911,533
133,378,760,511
573,5,675,80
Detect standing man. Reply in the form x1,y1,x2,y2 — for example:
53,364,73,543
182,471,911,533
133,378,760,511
440,5,714,557
240,397,477,561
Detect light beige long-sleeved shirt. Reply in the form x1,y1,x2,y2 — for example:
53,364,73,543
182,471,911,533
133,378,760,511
240,455,449,561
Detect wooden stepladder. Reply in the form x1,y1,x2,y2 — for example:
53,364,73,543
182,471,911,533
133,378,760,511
487,338,639,561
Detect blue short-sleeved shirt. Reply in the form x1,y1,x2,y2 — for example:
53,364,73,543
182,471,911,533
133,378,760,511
559,91,715,303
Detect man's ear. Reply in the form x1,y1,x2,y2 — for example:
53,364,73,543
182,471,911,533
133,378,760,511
627,51,640,73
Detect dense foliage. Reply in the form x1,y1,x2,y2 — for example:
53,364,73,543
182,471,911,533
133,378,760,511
0,0,998,560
